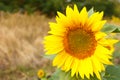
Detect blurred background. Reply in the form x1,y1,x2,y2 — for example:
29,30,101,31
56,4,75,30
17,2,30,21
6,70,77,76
0,0,120,80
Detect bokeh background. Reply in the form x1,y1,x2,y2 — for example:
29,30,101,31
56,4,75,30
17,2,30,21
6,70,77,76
0,0,120,80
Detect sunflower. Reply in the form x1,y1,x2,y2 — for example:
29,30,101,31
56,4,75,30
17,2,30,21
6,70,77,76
43,5,118,80
37,69,45,78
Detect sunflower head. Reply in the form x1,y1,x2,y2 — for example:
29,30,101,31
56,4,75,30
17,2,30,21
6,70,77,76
63,27,97,59
44,4,118,80
37,69,45,78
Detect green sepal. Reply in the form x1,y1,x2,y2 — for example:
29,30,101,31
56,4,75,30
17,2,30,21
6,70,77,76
103,65,120,80
43,54,56,60
88,7,94,17
101,23,120,33
101,24,117,33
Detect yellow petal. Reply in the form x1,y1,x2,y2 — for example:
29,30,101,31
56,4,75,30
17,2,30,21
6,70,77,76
71,59,79,77
92,20,106,32
84,58,93,79
100,63,105,71
87,11,105,32
66,5,81,27
53,52,67,67
73,4,81,24
88,11,104,26
79,7,88,26
91,55,102,80
57,11,68,24
57,11,66,19
94,45,113,65
66,6,74,18
48,22,66,36
74,4,80,15
95,32,107,40
44,35,64,54
78,60,85,79
94,71,101,80
85,57,93,78
98,39,118,53
78,58,93,79
88,12,99,25
99,39,119,46
56,12,69,27
63,55,73,72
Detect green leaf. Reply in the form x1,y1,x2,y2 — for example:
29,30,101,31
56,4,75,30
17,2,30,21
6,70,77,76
48,69,60,80
104,65,120,80
59,70,77,80
88,7,94,17
112,27,120,33
49,69,100,80
101,24,118,33
113,42,120,58
48,69,78,80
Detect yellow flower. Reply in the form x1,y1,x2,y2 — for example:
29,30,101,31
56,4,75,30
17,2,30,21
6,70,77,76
111,16,120,25
44,5,118,80
37,69,45,78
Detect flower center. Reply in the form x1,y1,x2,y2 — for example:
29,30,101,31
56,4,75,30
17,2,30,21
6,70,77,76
64,28,97,59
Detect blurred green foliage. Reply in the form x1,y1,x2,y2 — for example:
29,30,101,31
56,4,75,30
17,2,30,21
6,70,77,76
0,0,120,17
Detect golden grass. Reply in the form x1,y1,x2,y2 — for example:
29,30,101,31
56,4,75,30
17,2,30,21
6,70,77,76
0,12,54,69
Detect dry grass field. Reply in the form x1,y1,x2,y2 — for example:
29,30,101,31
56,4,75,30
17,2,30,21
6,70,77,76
0,12,54,80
